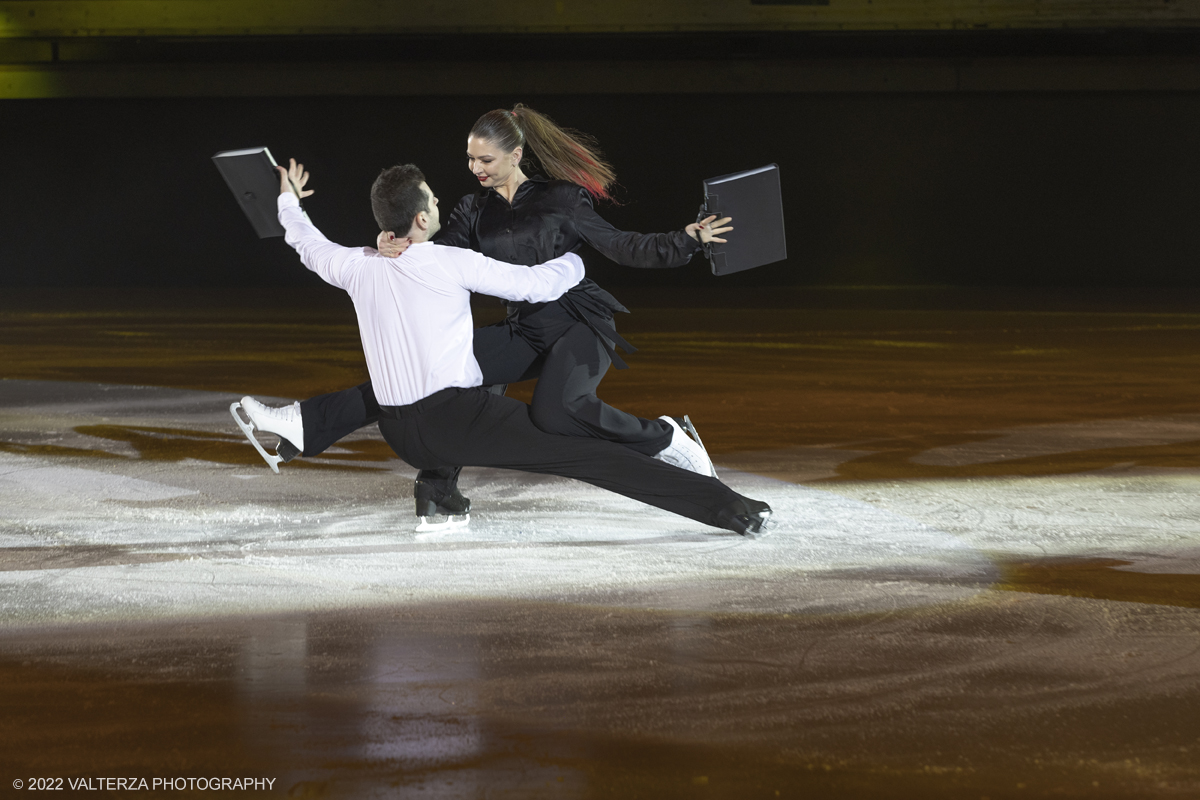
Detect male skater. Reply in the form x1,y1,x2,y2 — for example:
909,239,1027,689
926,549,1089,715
268,157,772,537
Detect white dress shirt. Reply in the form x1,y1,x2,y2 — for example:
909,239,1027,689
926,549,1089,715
277,193,584,407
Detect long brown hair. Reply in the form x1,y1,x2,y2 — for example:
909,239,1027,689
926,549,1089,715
470,103,617,202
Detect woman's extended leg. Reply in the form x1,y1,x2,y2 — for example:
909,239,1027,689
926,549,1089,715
528,322,672,457
378,388,771,536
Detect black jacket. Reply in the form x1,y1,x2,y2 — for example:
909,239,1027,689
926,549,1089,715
434,175,701,365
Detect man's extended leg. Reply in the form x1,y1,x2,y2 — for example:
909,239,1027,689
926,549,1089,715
377,388,771,536
235,381,380,468
298,382,381,456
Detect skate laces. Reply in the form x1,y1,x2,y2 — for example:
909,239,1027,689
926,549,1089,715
255,400,300,423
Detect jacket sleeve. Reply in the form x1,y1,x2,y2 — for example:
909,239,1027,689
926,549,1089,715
432,194,475,249
571,186,702,269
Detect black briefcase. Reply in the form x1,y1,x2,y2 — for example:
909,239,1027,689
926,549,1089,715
698,164,787,275
212,146,293,238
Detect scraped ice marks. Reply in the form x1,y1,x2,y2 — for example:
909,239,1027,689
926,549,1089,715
413,467,993,576
821,416,1200,483
0,424,263,465
0,380,998,621
0,463,996,621
0,423,394,471
996,555,1200,608
0,543,189,572
913,415,1200,468
0,463,197,502
412,528,476,545
724,473,995,573
0,439,126,461
71,424,394,470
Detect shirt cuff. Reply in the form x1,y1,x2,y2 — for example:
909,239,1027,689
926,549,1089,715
277,192,301,211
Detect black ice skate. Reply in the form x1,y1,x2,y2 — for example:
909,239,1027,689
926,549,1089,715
414,480,471,533
716,499,773,539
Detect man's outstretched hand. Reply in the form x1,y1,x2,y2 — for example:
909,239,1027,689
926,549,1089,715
277,158,315,199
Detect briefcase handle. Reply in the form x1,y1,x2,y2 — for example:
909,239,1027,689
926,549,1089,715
697,199,728,274
696,202,713,262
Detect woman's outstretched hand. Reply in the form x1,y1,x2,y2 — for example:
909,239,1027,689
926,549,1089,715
376,230,413,258
686,215,733,244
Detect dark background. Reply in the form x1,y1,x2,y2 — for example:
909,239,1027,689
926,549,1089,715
4,30,1200,289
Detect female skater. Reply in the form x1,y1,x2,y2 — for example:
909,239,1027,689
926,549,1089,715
236,103,731,527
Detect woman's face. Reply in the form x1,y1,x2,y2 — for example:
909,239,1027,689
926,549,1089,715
467,136,521,188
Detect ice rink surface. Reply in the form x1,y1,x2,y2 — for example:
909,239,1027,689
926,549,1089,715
4,377,1200,797
0,379,1001,624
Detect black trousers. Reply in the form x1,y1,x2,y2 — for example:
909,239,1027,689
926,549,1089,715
299,312,673,469
378,387,747,530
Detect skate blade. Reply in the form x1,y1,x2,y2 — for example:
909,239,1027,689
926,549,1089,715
681,414,718,479
415,513,470,533
230,402,283,474
741,512,775,540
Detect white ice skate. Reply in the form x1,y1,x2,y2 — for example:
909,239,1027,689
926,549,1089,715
230,396,303,474
679,415,718,479
655,414,718,478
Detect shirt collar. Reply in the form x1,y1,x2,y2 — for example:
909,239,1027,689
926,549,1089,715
488,174,547,202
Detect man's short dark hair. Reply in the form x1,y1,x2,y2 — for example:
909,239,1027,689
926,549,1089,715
370,164,428,233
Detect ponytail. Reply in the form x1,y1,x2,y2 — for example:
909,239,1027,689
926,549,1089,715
469,103,617,203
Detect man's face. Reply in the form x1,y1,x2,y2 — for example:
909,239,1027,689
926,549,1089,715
419,181,440,238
